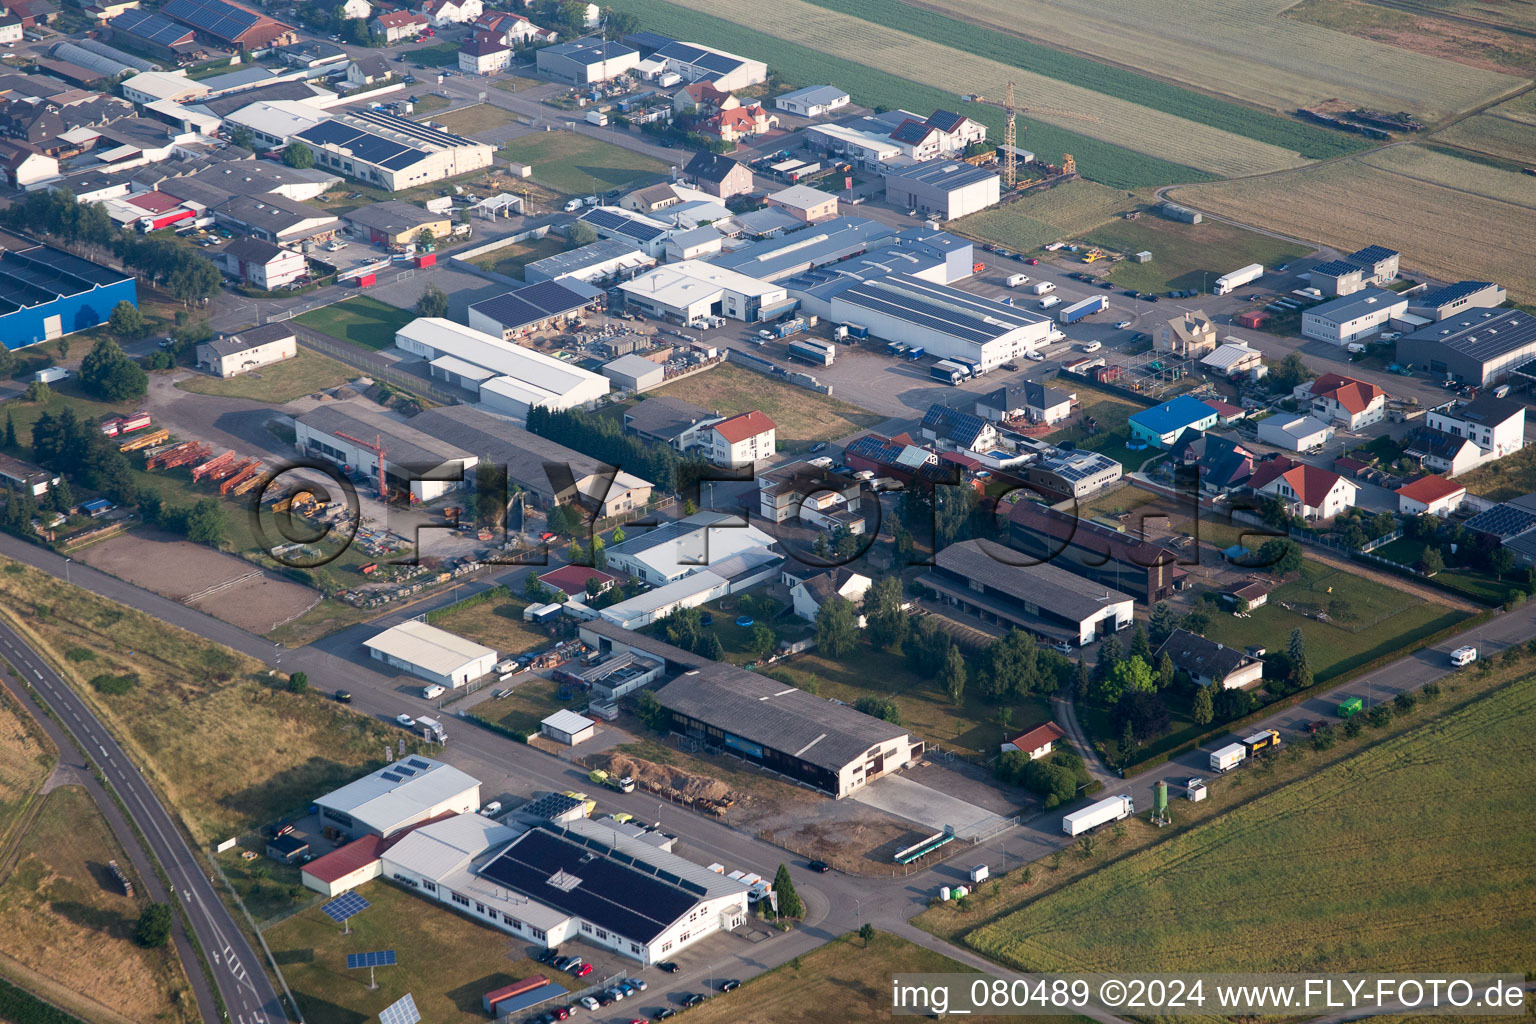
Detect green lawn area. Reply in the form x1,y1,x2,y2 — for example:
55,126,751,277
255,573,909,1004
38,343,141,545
176,349,358,404
266,879,559,1024
955,180,1134,251
1453,444,1536,501
499,131,669,195
492,76,545,93
471,233,570,280
1371,537,1516,605
428,103,519,135
294,296,416,350
477,676,577,735
426,595,548,656
762,639,1051,758
408,41,460,67
411,93,450,114
966,675,1536,973
646,363,885,452
1084,215,1311,294
1044,394,1156,471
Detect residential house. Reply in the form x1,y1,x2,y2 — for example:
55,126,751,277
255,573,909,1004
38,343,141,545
920,404,997,453
1252,462,1357,520
1000,722,1065,759
459,34,510,75
764,184,837,224
1203,399,1246,426
1171,433,1252,495
887,108,984,160
1156,310,1217,358
338,0,370,18
974,382,1074,426
774,84,849,118
420,0,481,25
1157,628,1263,690
1403,429,1484,478
371,9,427,42
785,566,871,622
472,11,554,45
0,139,56,187
1257,414,1333,452
1294,372,1387,431
682,151,752,198
1127,395,1218,449
672,79,735,118
620,182,687,215
1225,579,1273,610
708,410,775,469
758,461,865,533
709,103,776,143
216,236,306,290
195,323,298,377
1395,474,1466,517
345,53,392,88
1425,394,1525,462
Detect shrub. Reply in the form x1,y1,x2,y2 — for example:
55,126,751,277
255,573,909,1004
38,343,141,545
89,672,138,695
65,647,96,662
134,904,172,948
1367,704,1392,728
1311,725,1335,751
1343,716,1363,739
1392,690,1416,716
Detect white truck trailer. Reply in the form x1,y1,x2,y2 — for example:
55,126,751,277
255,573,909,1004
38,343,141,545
1213,263,1263,295
1210,742,1246,772
1062,794,1134,836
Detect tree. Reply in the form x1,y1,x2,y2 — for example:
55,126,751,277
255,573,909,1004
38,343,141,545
1148,601,1179,646
24,380,50,403
772,863,803,918
79,337,147,401
1073,657,1089,701
568,221,599,246
283,141,315,168
414,227,436,250
748,622,776,660
545,502,582,536
997,705,1013,735
982,629,1038,701
941,644,966,706
1192,683,1214,725
168,257,221,304
635,689,668,731
1157,651,1175,690
287,671,309,694
49,476,73,514
1118,719,1137,759
1115,689,1169,742
1421,544,1444,574
1257,538,1303,575
0,344,13,379
134,904,172,948
1491,546,1516,579
907,616,949,676
815,596,858,658
1128,623,1152,661
858,922,875,944
184,498,226,546
1288,627,1312,691
108,300,146,340
1094,632,1121,682
3,412,15,451
415,283,450,318
228,124,254,149
853,696,900,723
863,576,908,651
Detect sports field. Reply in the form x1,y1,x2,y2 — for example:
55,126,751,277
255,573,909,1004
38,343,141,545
967,675,1536,972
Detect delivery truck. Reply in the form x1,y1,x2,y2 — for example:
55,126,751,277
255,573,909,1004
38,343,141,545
1214,263,1264,295
588,768,635,793
1337,696,1363,718
1062,794,1134,837
1210,742,1246,772
1059,295,1108,324
931,359,968,384
1032,281,1055,295
585,110,609,126
416,716,447,744
1242,728,1281,756
1006,273,1029,288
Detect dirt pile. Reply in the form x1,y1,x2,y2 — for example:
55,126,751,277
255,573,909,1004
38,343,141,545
603,753,737,805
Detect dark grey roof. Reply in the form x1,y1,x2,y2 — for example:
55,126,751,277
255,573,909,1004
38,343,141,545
883,158,996,192
921,403,990,447
1347,245,1399,266
683,151,744,184
196,80,325,116
204,321,295,357
1309,259,1360,278
934,539,1131,622
835,273,1048,343
1400,309,1536,363
655,661,909,774
979,381,1070,415
221,235,285,264
542,36,636,65
296,405,468,468
467,280,590,331
623,395,713,440
1443,393,1524,428
343,200,439,234
1156,628,1253,683
217,192,334,234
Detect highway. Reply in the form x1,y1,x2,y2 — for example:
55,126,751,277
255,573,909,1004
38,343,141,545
0,614,290,1024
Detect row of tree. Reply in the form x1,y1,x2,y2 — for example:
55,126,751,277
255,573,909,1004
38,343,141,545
525,404,709,495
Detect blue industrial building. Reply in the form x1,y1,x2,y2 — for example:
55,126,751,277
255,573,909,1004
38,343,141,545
0,242,138,349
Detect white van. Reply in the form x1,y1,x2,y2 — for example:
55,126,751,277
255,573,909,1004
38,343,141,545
1006,273,1029,288
1040,295,1061,309
421,683,446,699
1032,281,1055,296
1081,341,1102,353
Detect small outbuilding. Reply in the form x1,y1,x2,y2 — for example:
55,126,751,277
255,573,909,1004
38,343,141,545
540,708,597,746
267,833,310,864
603,353,665,392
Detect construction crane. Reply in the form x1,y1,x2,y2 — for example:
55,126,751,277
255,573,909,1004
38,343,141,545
965,84,1096,187
336,431,389,501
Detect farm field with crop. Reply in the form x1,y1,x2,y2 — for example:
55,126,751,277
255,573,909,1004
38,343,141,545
1434,115,1536,166
1167,156,1536,299
956,181,1132,251
1088,216,1311,294
1282,0,1536,74
1357,144,1536,209
921,0,1527,119
966,674,1536,972
629,0,1308,178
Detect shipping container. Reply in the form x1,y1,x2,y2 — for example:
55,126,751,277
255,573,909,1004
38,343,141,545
356,273,376,288
1059,295,1108,324
1214,263,1264,295
1210,742,1246,772
1062,794,1133,836
585,110,608,126
416,252,436,269
1242,728,1281,756
786,339,834,366
1337,696,1363,718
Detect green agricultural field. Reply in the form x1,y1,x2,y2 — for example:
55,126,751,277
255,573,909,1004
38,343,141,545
968,674,1536,972
609,0,1212,189
1086,215,1311,294
798,0,1363,159
500,132,669,195
956,181,1133,251
294,296,417,350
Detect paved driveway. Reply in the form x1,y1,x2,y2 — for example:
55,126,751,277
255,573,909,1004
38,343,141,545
851,774,1008,838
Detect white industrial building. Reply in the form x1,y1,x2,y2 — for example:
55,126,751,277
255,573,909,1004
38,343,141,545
603,511,778,585
647,39,765,91
540,709,597,746
602,354,665,392
1301,288,1408,345
292,109,495,191
802,122,901,170
536,37,640,84
195,322,298,378
224,100,332,148
294,404,476,502
882,160,1000,220
598,570,730,629
1257,414,1334,452
395,318,610,418
619,261,788,325
364,619,498,688
314,756,482,839
523,238,655,285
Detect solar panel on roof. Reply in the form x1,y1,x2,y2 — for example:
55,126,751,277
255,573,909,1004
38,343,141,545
407,758,430,769
346,950,397,969
380,771,403,782
378,993,421,1024
321,892,371,923
392,764,415,776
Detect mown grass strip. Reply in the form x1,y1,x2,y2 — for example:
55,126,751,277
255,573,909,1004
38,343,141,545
610,0,1215,189
807,0,1368,160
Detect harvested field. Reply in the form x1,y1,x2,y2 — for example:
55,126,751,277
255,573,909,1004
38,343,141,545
1168,156,1536,300
921,0,1527,119
966,675,1536,972
0,691,52,839
955,181,1132,251
0,786,196,1024
1362,0,1536,34
1436,113,1536,164
1358,143,1536,208
630,0,1310,177
1283,0,1536,75
74,530,319,633
647,363,884,450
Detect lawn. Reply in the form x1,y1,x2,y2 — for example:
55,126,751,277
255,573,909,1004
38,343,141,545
478,677,576,735
294,296,417,350
646,364,885,451
426,595,549,656
1451,444,1536,501
966,674,1536,973
1370,537,1514,605
0,558,410,843
1043,394,1155,472
499,131,669,196
266,879,559,1024
1085,215,1311,295
472,233,570,281
411,93,449,114
428,103,519,136
955,180,1134,251
0,785,197,1024
176,349,358,404
408,41,460,67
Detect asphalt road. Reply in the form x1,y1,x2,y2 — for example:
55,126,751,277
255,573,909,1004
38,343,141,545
0,616,290,1024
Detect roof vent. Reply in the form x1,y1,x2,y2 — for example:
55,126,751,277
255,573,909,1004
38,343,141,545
546,869,583,892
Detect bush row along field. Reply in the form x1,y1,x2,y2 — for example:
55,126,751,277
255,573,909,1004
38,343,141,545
801,0,1364,159
1358,144,1536,210
610,0,1211,189
1433,114,1536,166
1167,156,1536,301
0,558,404,843
639,0,1309,179
966,674,1536,973
928,0,1526,119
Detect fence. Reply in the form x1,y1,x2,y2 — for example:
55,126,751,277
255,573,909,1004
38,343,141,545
291,325,468,406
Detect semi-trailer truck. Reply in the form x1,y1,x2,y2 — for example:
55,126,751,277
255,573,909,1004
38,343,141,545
1059,295,1108,324
786,339,834,366
1214,263,1264,295
1242,728,1281,756
1210,742,1246,772
931,359,967,384
1062,794,1134,836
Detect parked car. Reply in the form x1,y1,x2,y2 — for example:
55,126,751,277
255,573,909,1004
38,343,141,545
574,963,593,978
537,949,559,965
1115,321,1133,329
334,689,352,703
682,994,705,1008
579,997,599,1011
1026,257,1040,265
807,859,830,872
618,982,635,997
657,961,680,973
719,980,741,992
606,986,625,1001
808,441,828,453
628,978,648,992
656,1011,677,1021
395,713,415,727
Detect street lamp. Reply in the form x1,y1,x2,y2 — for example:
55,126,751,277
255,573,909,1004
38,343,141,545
63,558,71,586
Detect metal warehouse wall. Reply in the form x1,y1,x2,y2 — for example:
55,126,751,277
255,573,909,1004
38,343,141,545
0,278,139,349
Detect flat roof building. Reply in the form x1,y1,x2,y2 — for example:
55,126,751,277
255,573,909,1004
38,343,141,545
396,317,609,418
293,403,476,502
536,37,639,84
1301,287,1407,345
603,510,777,585
466,280,597,342
315,756,481,839
364,619,498,688
1407,281,1506,322
294,108,493,191
883,159,1000,220
708,217,898,282
1397,308,1536,387
195,321,297,378
765,184,839,224
619,260,788,325
523,237,655,285
648,39,764,92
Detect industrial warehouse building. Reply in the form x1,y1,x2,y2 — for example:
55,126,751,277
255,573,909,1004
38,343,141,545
535,37,639,83
1396,308,1536,387
603,511,778,585
395,316,609,418
161,0,295,50
293,109,494,191
1008,499,1183,605
467,280,596,342
1300,288,1408,345
314,756,482,839
928,539,1134,647
523,238,655,285
647,39,765,91
343,201,452,247
619,261,789,324
293,404,476,502
364,619,498,688
882,160,1000,220
0,239,138,349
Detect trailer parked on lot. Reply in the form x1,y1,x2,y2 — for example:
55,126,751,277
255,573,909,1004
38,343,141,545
787,339,834,366
1059,295,1108,324
1210,742,1246,772
1062,794,1134,836
931,359,967,384
1214,263,1264,295
1243,728,1281,756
